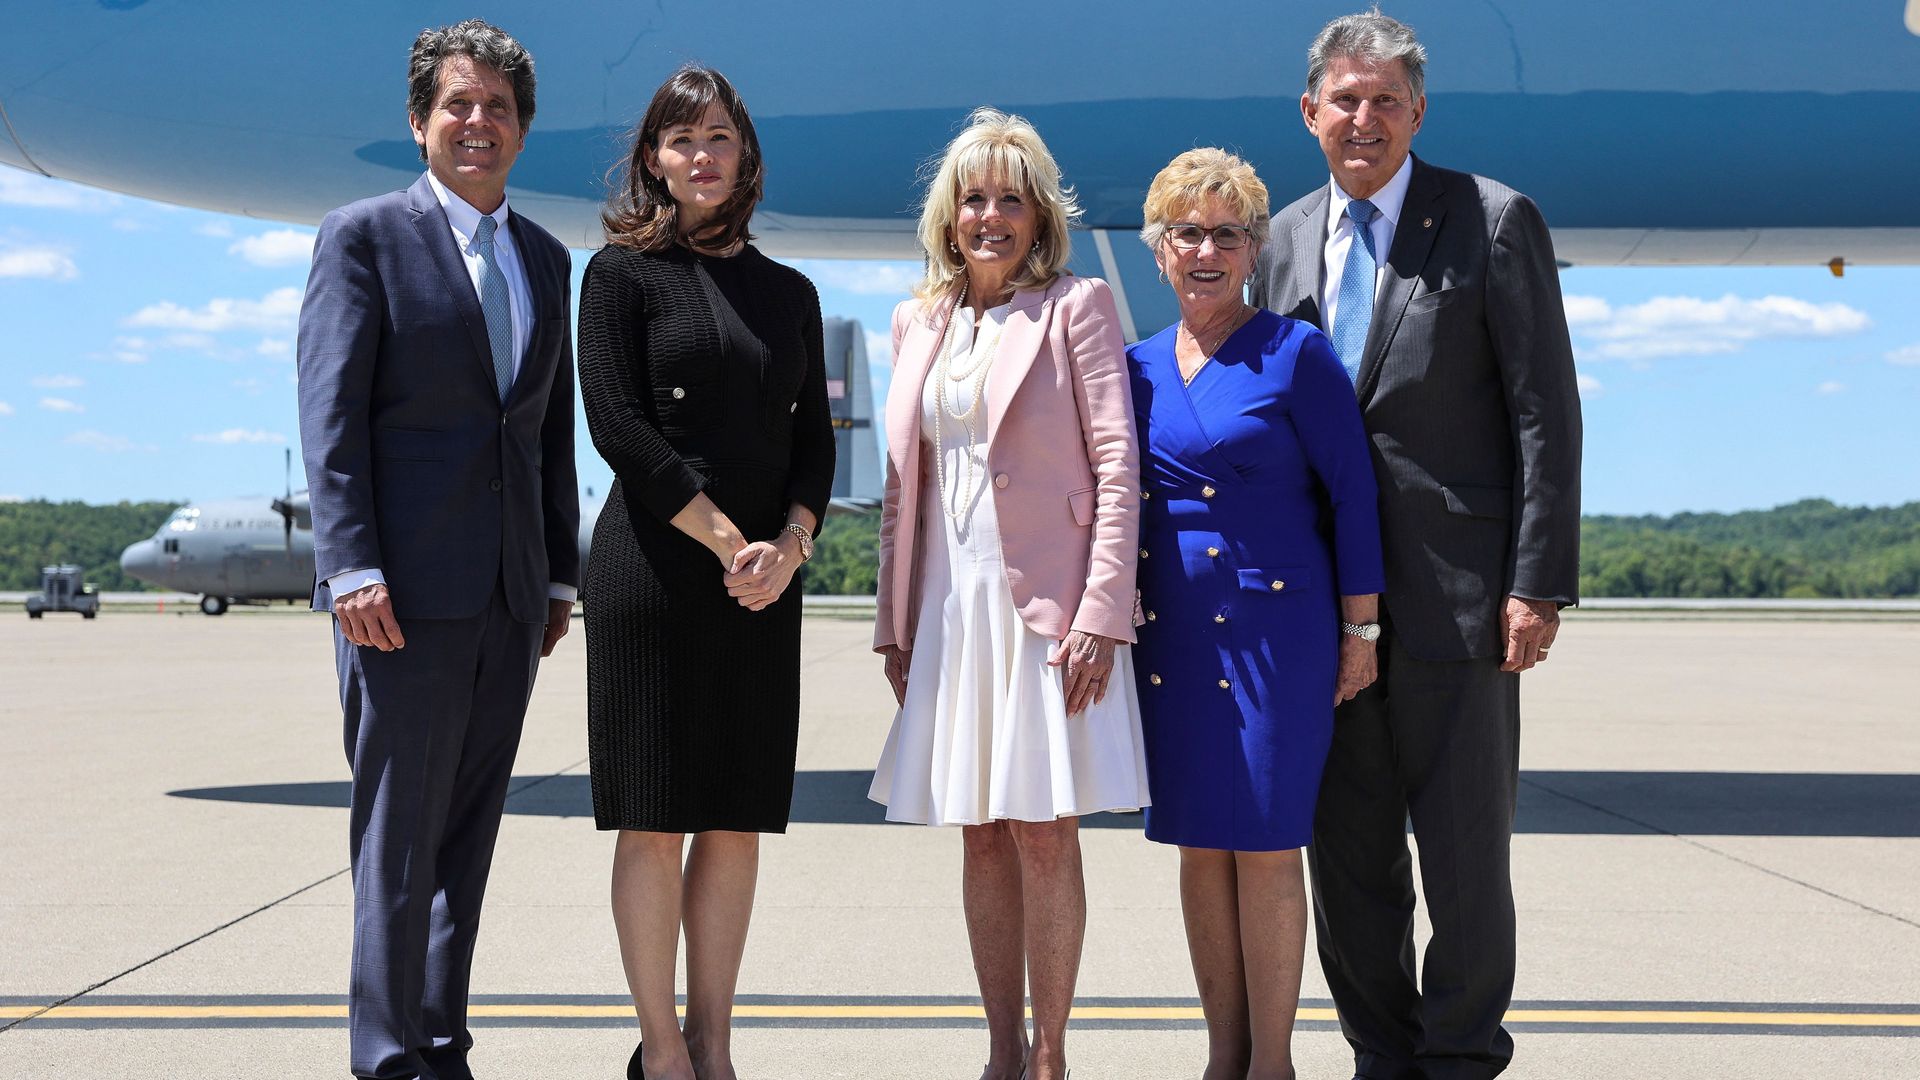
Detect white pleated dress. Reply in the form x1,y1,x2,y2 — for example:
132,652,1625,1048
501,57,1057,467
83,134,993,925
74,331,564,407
869,303,1152,826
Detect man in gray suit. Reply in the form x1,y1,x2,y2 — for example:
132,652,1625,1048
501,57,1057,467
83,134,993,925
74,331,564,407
1252,12,1581,1079
296,20,578,1080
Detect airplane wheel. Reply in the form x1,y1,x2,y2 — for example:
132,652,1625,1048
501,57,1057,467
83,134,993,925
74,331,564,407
27,610,42,619
82,610,97,619
200,595,229,616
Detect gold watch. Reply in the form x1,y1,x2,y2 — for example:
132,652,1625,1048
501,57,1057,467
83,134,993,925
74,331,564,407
783,522,814,561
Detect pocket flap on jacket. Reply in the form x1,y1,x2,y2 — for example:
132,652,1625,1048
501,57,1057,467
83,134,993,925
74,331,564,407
1441,483,1512,520
1236,566,1308,594
1067,486,1095,527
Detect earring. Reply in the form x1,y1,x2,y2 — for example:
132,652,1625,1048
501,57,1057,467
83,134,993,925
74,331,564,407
948,241,960,256
1031,239,1041,252
1158,266,1168,284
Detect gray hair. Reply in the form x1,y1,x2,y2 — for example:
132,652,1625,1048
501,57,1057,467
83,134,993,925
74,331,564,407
1306,10,1428,102
407,19,537,161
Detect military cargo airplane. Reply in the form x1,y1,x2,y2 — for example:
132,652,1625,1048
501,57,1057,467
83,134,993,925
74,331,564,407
119,323,880,613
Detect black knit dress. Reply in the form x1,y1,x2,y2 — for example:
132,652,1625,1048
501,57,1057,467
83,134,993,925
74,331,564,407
578,243,835,833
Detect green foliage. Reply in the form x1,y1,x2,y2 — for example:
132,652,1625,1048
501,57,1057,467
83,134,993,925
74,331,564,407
800,508,880,595
0,499,179,591
1581,499,1920,598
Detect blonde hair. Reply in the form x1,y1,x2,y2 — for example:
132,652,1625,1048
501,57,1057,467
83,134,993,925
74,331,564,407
1139,148,1271,252
914,107,1081,301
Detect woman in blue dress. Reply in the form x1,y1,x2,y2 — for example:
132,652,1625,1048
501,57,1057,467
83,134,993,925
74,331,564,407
1129,148,1386,1080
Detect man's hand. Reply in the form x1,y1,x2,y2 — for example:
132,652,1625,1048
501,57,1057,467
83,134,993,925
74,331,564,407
336,582,405,652
541,597,574,657
1501,595,1560,673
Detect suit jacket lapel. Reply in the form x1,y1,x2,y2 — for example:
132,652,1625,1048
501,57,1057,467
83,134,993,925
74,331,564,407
885,293,954,477
1284,188,1331,330
504,208,552,404
407,176,494,390
1356,157,1445,401
984,283,1056,444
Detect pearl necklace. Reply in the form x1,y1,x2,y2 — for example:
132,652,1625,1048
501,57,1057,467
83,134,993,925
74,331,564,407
931,283,1007,522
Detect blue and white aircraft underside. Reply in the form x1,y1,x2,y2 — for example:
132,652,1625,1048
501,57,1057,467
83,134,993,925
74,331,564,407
5,1,1919,339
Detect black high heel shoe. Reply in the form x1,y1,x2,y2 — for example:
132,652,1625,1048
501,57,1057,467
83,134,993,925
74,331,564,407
627,1041,645,1080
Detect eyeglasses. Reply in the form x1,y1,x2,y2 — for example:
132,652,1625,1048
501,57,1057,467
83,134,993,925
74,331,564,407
1164,223,1253,251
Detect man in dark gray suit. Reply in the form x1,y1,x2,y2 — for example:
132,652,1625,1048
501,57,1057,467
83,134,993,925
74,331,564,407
1252,12,1581,1080
296,19,578,1080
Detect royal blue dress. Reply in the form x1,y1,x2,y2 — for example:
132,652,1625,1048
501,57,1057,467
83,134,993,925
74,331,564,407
1128,310,1385,851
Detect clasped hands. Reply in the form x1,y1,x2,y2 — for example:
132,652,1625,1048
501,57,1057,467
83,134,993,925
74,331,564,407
336,583,573,657
722,531,803,611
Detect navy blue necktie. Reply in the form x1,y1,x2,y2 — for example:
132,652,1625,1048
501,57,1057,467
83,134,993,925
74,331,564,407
1331,198,1380,384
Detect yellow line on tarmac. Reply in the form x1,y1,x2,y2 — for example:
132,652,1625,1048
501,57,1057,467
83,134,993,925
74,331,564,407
3,1003,1918,1027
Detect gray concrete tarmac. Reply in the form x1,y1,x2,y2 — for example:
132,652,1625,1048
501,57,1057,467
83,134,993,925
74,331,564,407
2,611,1916,1079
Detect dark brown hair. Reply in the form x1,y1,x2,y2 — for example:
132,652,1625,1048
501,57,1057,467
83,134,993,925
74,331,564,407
602,65,763,252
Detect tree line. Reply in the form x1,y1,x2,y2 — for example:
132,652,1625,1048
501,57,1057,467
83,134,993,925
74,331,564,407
4,497,1915,598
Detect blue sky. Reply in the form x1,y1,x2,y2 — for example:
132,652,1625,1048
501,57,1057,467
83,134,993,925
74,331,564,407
2,166,1917,517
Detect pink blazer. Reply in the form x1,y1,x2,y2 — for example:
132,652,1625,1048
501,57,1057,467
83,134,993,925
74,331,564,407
873,274,1141,653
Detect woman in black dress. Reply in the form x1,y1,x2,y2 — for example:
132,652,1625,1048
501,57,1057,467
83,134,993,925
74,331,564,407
578,65,834,1080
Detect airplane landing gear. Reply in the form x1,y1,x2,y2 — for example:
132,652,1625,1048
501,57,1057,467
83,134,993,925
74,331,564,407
200,595,230,616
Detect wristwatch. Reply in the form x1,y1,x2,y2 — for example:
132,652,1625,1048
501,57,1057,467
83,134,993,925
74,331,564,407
1341,621,1382,642
783,522,815,562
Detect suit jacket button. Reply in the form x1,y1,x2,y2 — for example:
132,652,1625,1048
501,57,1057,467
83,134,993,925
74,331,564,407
1201,485,1216,499
671,387,687,400
500,415,508,426
789,401,798,413
1139,548,1149,559
1141,489,1152,500
1146,610,1157,622
1217,678,1231,690
489,478,503,492
1206,546,1220,558
1149,673,1162,686
994,473,1009,489
1270,580,1285,591
1214,612,1227,624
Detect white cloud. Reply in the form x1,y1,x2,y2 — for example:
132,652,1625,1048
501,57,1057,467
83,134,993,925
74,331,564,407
789,259,923,297
1572,293,1870,360
1886,344,1920,366
0,493,23,502
191,428,286,445
30,374,84,389
1816,380,1847,395
1562,294,1611,326
127,286,301,334
0,401,14,416
0,171,119,211
197,221,235,238
256,337,293,359
229,229,315,267
65,430,141,453
1576,373,1603,397
0,246,79,280
39,397,84,413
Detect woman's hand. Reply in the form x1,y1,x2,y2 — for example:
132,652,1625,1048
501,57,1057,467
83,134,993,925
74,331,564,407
723,533,802,611
1334,634,1378,705
1050,631,1118,716
879,644,911,705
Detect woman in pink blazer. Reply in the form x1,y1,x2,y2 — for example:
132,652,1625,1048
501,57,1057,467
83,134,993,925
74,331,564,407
867,107,1149,1080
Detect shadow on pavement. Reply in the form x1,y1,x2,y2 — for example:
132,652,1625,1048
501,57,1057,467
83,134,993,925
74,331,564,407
168,770,1920,837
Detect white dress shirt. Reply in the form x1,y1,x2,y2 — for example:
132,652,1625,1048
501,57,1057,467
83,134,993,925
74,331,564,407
328,172,575,606
1319,154,1414,335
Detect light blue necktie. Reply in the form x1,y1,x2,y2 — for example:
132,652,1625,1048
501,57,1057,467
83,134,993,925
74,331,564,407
1331,198,1379,384
473,215,514,402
